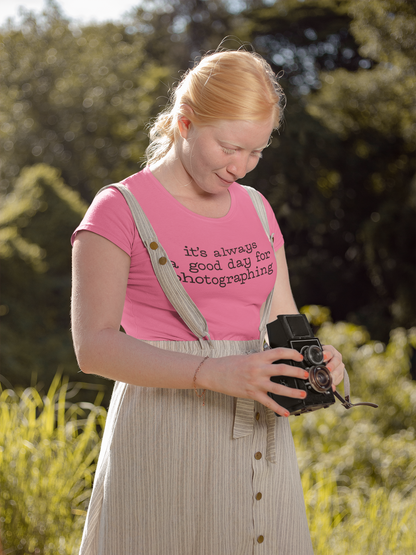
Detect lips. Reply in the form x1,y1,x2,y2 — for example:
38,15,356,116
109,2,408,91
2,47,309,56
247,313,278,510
216,174,234,184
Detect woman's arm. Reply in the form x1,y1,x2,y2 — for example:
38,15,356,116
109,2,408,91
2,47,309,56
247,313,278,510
268,246,299,321
71,231,311,415
71,230,209,388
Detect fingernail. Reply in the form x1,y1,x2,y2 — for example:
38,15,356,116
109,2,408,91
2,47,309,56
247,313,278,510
284,411,290,417
300,391,307,399
303,371,309,379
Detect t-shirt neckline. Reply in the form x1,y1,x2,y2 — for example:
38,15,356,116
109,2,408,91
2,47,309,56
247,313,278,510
142,166,237,222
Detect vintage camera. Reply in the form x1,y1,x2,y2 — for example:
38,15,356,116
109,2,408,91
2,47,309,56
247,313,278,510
266,314,336,416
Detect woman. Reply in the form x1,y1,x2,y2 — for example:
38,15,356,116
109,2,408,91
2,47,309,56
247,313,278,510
71,49,344,555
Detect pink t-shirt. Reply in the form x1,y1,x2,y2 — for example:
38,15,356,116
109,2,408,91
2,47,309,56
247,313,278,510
72,167,284,341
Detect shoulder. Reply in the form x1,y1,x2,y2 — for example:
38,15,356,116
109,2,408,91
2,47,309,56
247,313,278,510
234,183,271,208
233,183,274,220
71,170,149,252
234,183,284,250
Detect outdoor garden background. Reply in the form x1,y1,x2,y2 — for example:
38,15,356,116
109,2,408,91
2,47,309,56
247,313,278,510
0,0,415,553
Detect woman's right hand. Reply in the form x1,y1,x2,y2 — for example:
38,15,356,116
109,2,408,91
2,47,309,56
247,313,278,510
198,348,309,417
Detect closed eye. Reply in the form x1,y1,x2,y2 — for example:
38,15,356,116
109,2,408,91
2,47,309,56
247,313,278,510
222,147,236,155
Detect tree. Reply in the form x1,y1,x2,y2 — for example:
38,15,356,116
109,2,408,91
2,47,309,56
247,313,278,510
304,0,416,333
241,0,415,338
0,164,87,385
0,1,171,202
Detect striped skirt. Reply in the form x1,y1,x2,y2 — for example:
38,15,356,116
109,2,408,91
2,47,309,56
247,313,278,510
79,339,313,555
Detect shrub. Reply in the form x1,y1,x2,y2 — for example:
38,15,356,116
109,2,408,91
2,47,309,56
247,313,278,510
0,375,106,554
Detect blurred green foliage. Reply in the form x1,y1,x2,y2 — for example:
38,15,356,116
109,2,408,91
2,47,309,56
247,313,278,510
245,0,415,337
296,306,416,494
0,374,106,554
0,164,87,384
0,2,171,199
306,0,416,143
0,0,415,389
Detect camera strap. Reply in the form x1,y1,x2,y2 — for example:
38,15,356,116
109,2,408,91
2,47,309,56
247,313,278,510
334,386,378,409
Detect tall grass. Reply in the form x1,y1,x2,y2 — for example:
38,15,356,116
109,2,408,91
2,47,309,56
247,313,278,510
0,375,106,554
304,470,416,554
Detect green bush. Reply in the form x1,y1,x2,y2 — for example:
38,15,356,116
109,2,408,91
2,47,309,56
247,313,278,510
0,375,106,554
295,306,416,553
0,164,88,386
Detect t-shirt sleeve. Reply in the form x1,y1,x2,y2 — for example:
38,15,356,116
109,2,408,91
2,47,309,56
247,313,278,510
260,194,284,252
71,187,135,255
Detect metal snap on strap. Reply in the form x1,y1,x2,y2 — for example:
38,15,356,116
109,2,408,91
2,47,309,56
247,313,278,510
158,257,167,265
150,241,158,250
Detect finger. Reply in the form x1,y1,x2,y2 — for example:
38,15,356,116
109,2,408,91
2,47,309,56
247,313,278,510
331,367,344,386
266,347,304,364
269,363,310,382
326,358,344,388
268,382,308,401
257,392,291,417
325,354,343,374
322,345,342,364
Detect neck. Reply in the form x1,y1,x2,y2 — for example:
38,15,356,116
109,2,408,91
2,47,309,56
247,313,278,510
150,146,195,192
149,148,232,218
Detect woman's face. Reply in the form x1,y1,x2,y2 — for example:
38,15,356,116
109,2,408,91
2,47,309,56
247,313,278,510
176,117,273,197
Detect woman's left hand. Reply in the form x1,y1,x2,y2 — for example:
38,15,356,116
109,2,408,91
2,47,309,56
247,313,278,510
322,345,345,390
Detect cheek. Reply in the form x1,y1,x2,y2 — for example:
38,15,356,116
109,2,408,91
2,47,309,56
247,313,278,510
198,151,217,172
247,157,261,173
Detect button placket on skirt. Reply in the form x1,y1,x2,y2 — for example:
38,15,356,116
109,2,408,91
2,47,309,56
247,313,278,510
251,402,269,552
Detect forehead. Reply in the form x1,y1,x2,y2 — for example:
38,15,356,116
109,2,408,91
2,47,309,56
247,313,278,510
208,119,273,149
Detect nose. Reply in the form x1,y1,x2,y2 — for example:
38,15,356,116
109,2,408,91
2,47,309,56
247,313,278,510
226,156,249,180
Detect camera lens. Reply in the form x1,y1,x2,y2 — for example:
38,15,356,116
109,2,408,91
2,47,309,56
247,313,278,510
301,345,324,366
308,366,332,392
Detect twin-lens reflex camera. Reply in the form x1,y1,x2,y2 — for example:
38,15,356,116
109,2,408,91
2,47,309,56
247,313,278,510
266,314,378,416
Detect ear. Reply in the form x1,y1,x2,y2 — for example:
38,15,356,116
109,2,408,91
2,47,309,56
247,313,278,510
177,104,195,139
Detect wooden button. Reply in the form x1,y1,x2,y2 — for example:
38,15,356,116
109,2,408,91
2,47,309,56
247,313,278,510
158,257,167,265
255,492,262,501
254,452,262,460
150,242,158,250
255,412,260,421
257,535,264,544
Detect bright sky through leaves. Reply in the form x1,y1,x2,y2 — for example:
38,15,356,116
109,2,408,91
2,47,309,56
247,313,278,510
0,0,141,26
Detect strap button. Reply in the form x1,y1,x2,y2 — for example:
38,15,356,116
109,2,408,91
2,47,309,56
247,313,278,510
159,257,167,265
150,242,159,250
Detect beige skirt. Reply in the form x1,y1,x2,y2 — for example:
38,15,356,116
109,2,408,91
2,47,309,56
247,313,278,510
80,183,314,554
78,338,313,555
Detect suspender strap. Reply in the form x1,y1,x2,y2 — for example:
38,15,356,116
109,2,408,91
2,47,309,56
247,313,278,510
242,186,275,347
97,183,213,349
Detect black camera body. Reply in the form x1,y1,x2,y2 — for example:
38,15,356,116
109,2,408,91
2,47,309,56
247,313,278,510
266,314,336,416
